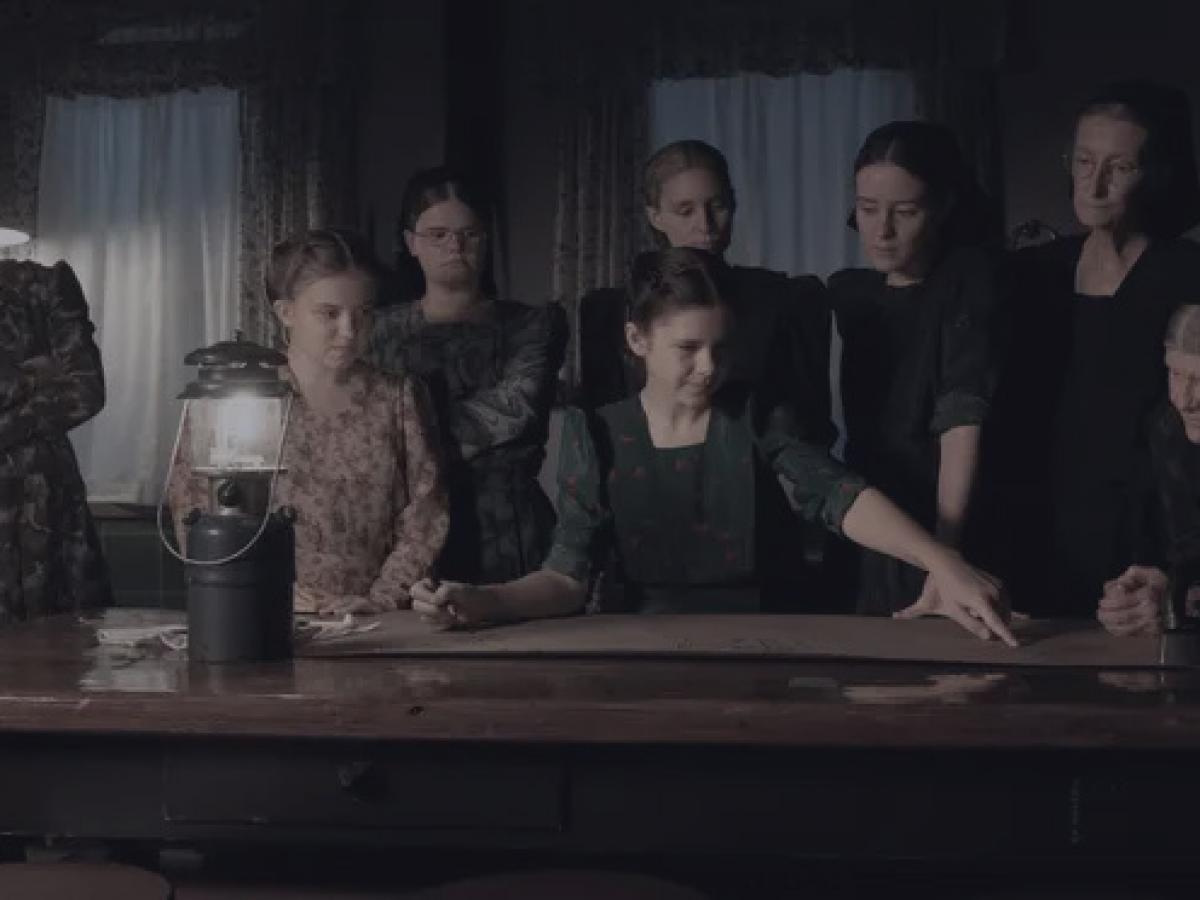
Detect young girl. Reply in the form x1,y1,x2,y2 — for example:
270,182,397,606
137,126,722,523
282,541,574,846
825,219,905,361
414,248,1014,645
170,229,448,615
829,121,999,617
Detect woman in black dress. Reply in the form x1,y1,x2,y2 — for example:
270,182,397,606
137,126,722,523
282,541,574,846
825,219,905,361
990,82,1200,618
829,121,1000,616
371,168,567,584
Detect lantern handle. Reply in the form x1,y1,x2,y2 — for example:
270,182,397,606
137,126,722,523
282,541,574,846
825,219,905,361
156,396,294,567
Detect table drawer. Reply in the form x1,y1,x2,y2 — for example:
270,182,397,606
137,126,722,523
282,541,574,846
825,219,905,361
164,743,564,831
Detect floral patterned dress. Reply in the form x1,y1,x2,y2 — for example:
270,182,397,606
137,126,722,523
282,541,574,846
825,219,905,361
169,363,447,611
543,388,866,613
0,260,111,624
371,300,568,584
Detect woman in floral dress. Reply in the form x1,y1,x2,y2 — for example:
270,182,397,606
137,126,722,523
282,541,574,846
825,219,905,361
170,229,447,615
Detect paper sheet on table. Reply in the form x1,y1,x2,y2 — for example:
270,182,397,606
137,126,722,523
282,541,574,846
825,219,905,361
302,612,1162,668
94,613,378,651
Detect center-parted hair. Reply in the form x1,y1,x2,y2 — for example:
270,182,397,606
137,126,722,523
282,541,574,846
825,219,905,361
266,228,383,307
642,140,736,211
395,165,496,300
849,120,998,249
399,166,493,233
627,247,731,329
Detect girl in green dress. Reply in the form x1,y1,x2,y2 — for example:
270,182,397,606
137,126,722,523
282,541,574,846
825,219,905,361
413,248,1014,645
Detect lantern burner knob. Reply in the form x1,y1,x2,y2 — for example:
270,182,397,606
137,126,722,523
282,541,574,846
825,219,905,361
216,479,243,511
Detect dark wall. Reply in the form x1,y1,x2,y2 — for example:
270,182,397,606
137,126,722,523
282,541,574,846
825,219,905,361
498,1,559,306
357,0,447,266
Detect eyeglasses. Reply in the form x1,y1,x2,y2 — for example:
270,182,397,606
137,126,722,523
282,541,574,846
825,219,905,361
412,227,486,248
1064,152,1142,187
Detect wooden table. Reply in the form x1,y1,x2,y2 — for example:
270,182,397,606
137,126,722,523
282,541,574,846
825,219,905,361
0,611,1198,872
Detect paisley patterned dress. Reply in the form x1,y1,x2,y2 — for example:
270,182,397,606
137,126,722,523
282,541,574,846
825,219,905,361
371,300,568,584
168,363,448,611
0,260,111,624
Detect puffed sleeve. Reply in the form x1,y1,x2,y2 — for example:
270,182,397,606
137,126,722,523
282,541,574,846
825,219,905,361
930,250,999,435
752,396,867,535
451,303,568,460
541,407,613,585
0,261,105,449
368,375,449,609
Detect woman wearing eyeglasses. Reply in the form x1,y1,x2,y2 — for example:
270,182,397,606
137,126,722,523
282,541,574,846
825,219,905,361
371,167,568,584
987,82,1200,617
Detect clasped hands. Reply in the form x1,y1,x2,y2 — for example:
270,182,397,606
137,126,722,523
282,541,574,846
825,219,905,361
1096,565,1198,637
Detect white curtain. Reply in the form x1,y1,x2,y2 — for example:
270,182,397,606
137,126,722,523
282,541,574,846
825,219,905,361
650,69,918,278
35,88,241,503
650,70,918,450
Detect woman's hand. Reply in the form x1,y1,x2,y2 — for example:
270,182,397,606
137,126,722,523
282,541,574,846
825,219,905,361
895,555,1017,647
1097,566,1167,637
411,578,496,629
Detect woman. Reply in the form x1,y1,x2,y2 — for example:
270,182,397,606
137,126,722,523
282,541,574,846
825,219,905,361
371,168,567,584
414,248,1014,646
1098,304,1200,636
170,229,447,615
578,140,832,445
990,81,1200,617
829,121,1000,616
0,259,111,623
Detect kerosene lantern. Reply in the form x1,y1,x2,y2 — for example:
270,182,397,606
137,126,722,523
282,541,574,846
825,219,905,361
159,333,296,663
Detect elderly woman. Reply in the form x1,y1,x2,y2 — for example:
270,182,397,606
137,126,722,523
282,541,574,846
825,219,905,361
989,81,1200,617
0,259,111,623
1097,305,1200,636
170,229,447,615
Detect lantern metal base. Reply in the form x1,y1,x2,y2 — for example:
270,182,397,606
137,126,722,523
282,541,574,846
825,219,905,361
1159,625,1200,668
185,508,295,664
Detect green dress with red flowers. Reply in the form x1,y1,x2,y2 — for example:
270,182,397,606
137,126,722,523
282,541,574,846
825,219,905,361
543,389,865,613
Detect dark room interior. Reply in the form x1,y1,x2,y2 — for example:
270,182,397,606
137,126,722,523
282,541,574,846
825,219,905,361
3,1,1200,898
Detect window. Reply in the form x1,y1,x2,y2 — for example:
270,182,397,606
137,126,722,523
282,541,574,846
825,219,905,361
34,88,241,503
